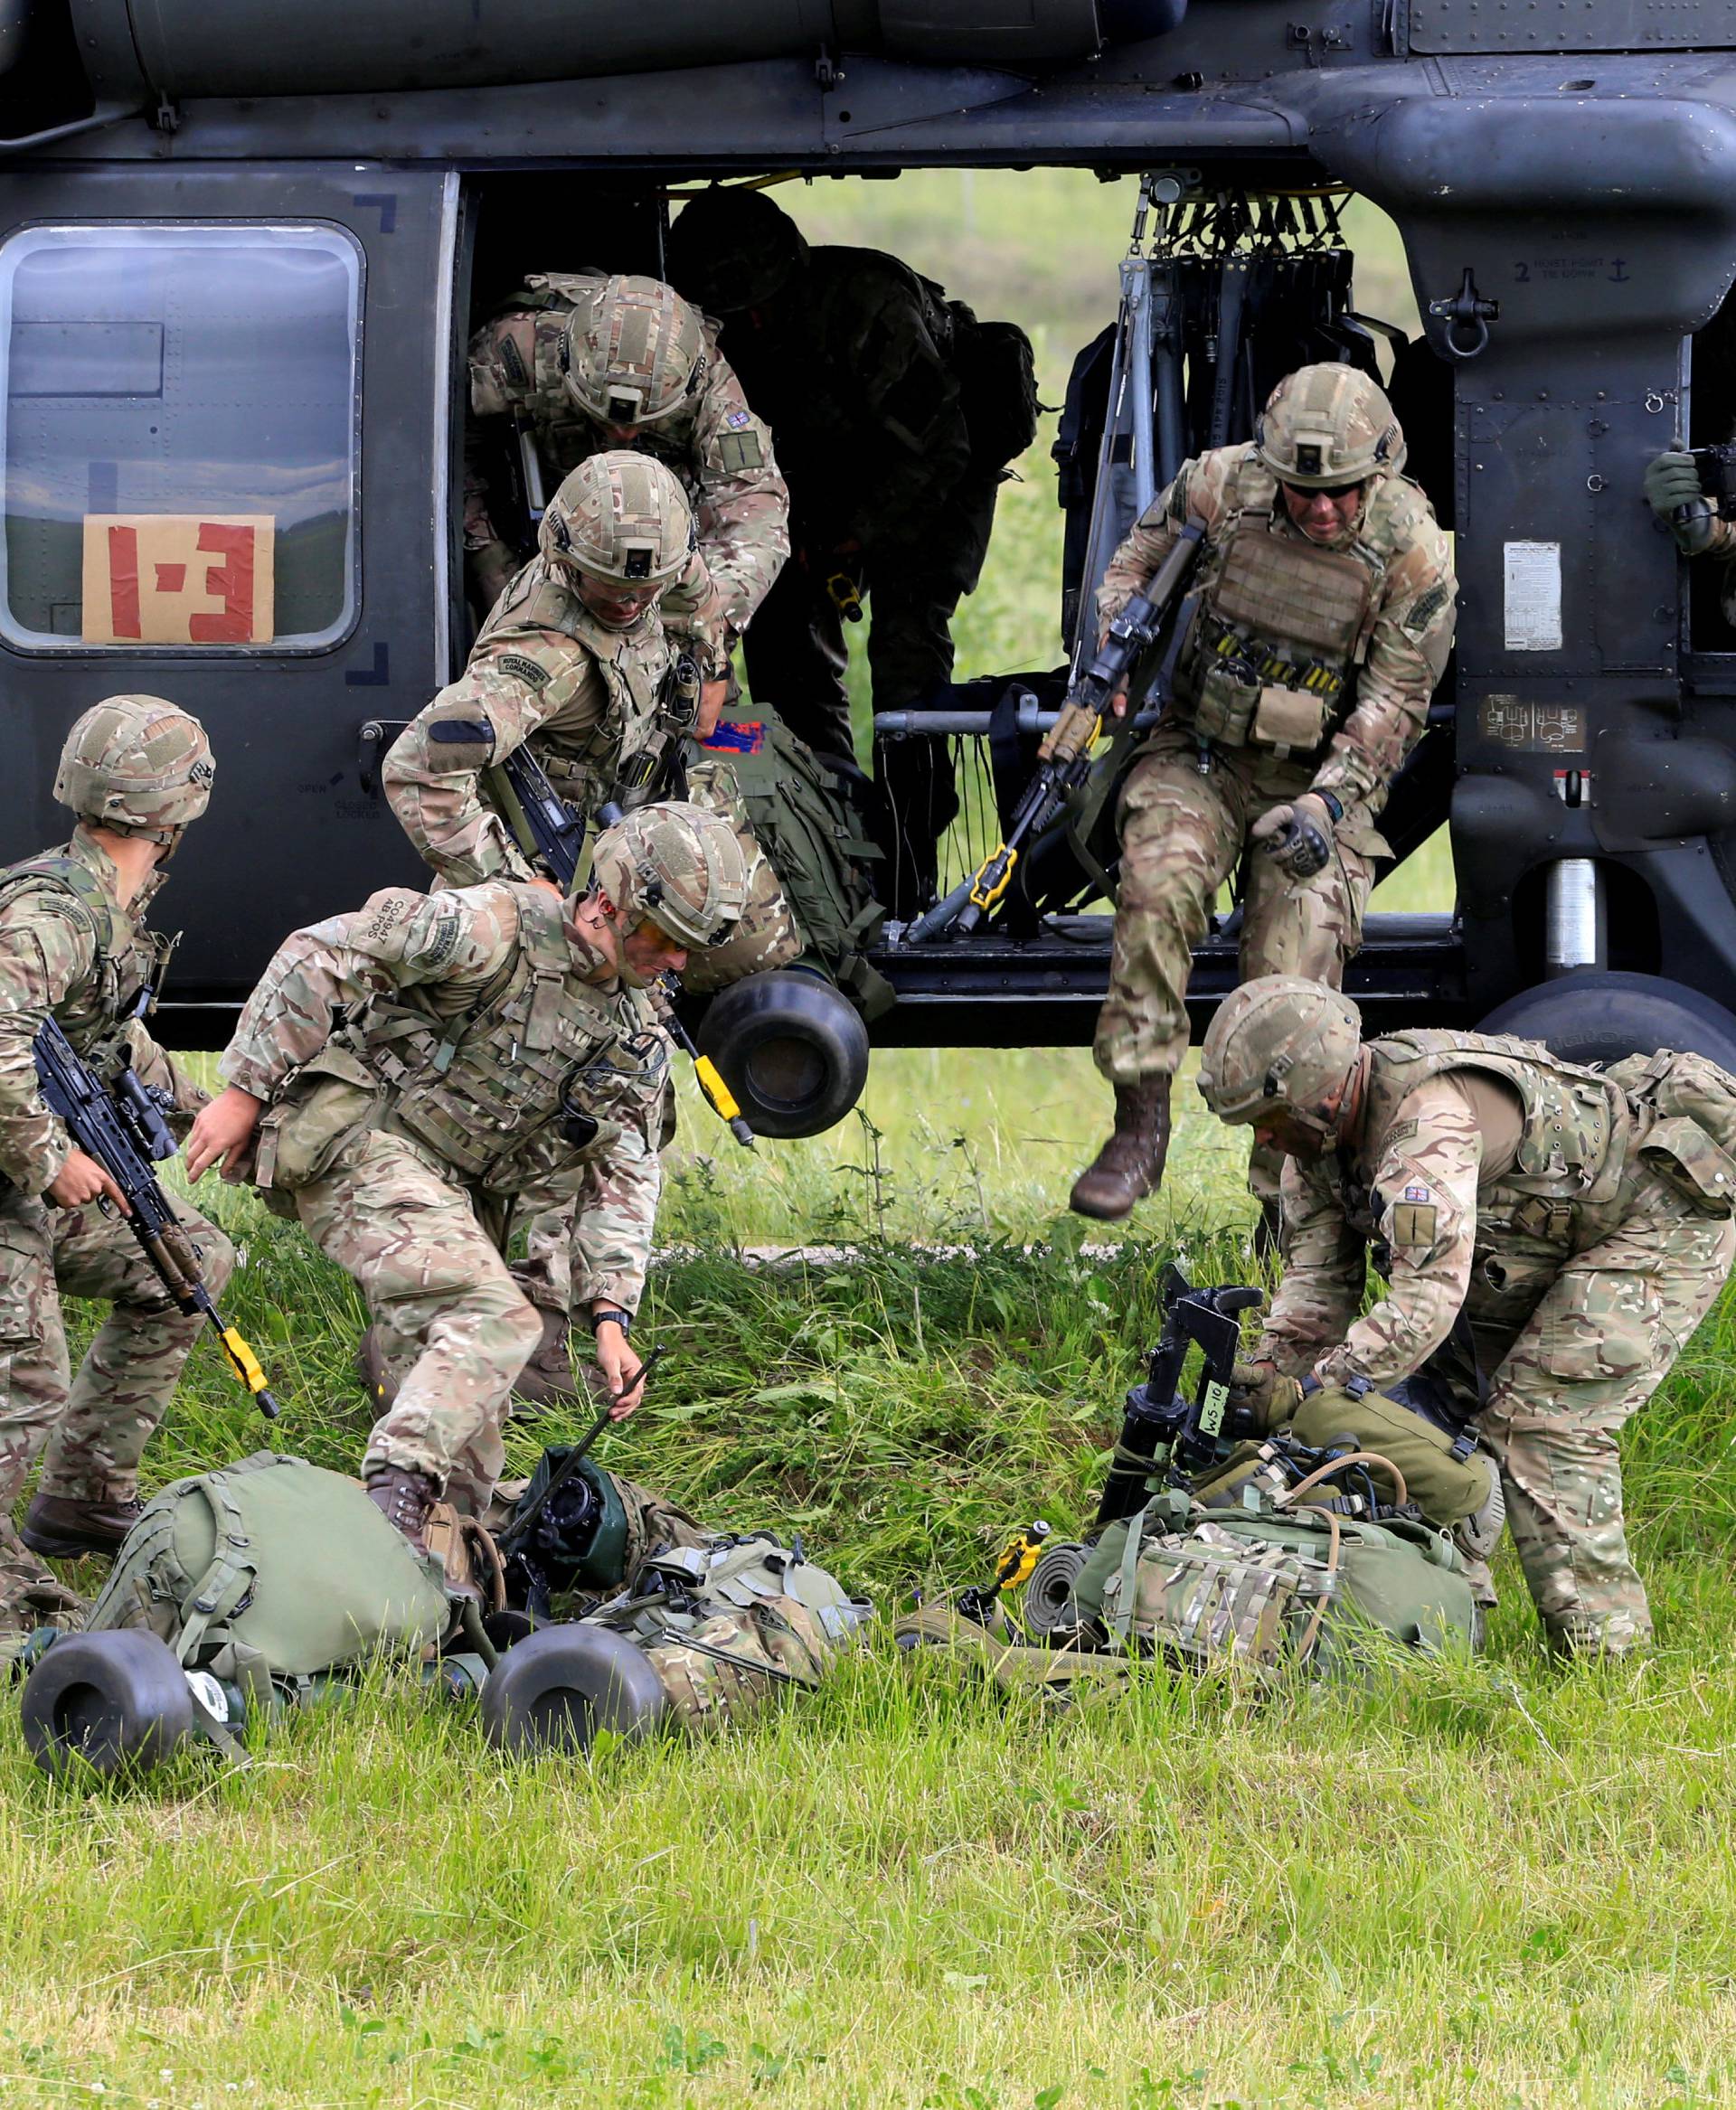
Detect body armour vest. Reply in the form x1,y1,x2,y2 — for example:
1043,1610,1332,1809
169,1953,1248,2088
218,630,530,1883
1184,455,1410,759
1358,1029,1634,1237
483,272,720,507
475,564,686,817
0,851,164,1070
350,889,668,1199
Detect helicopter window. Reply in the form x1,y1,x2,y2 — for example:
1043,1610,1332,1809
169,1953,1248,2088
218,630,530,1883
0,222,360,653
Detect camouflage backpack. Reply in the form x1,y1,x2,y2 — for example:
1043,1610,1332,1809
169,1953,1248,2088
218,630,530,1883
1074,1484,1479,1675
582,1531,870,1729
685,712,892,1019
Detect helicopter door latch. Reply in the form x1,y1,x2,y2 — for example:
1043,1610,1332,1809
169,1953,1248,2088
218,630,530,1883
1429,268,1500,360
357,719,411,799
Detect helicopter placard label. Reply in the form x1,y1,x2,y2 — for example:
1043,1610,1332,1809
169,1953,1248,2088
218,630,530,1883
79,513,276,645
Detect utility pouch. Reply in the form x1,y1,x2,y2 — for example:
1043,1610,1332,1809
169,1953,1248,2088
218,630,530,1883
1638,1114,1736,1217
1194,656,1262,746
255,1044,382,1193
1251,683,1329,757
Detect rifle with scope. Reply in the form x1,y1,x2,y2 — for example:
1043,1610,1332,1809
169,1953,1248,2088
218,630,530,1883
903,517,1205,945
34,1013,281,1420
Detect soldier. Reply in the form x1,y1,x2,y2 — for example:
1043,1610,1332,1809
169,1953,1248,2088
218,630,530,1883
665,184,1035,915
386,451,797,1407
184,804,746,1542
464,267,790,705
0,696,232,1649
1644,447,1736,605
1196,973,1736,1657
1065,365,1455,1222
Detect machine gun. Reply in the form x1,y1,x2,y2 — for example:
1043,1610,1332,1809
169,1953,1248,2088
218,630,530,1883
33,1015,281,1420
484,744,755,1150
904,518,1205,943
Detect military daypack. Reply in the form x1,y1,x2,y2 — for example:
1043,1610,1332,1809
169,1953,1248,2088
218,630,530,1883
686,713,892,1018
81,1452,452,1701
1075,1485,1480,1676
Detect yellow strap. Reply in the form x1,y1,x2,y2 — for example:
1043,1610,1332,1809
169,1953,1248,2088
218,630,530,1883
218,1324,269,1395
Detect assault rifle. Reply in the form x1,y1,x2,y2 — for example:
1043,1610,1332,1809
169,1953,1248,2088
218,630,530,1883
485,744,755,1150
33,1015,281,1420
904,516,1206,944
1094,1265,1263,1526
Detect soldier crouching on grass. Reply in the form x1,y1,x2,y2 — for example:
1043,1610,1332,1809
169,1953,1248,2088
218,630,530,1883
184,804,745,1550
0,698,232,1650
1197,974,1736,1658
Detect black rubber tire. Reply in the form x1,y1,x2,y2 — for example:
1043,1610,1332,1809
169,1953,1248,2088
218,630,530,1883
693,968,870,1139
1022,1541,1091,1637
478,1622,670,1757
1477,971,1736,1071
20,1630,195,1778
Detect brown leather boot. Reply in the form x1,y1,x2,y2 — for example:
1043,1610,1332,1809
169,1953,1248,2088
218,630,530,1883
365,1466,439,1556
510,1306,581,1416
1069,1077,1173,1221
21,1491,143,1560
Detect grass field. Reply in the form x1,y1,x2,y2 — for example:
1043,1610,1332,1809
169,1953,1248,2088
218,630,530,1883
6,175,1724,2109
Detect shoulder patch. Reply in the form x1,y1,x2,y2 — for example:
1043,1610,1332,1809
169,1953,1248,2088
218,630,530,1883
421,909,462,969
354,890,419,951
1401,579,1453,637
428,718,495,748
495,652,552,691
727,408,750,429
1383,1117,1420,1150
1392,1201,1439,1247
498,333,527,388
716,428,766,475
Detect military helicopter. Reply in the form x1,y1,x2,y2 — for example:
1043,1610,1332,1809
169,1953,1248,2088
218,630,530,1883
1,0,1732,1135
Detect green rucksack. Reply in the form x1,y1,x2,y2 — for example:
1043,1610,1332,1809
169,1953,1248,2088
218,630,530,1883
688,713,892,1019
82,1452,452,1701
1075,1486,1479,1674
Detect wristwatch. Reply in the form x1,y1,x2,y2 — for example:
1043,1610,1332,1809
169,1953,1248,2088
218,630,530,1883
590,1308,632,1340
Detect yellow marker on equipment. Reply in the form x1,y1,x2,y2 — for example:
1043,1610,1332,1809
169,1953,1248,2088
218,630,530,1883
993,1520,1052,1593
693,1054,743,1124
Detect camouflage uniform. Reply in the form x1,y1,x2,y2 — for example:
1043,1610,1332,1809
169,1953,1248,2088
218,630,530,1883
0,827,231,1634
221,880,669,1516
668,191,1023,911
464,270,789,645
1252,1025,1735,1655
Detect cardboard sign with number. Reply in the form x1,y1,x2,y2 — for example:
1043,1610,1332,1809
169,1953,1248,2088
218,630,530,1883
80,513,276,645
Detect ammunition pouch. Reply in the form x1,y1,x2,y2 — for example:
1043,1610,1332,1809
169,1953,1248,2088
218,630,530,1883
1638,1114,1736,1217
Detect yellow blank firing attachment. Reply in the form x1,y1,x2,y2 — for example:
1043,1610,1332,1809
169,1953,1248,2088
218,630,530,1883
219,1323,281,1420
994,1521,1052,1593
967,847,1018,914
693,1054,742,1123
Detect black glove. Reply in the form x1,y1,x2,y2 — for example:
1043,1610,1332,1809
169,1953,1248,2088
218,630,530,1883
1643,450,1714,556
1252,791,1340,881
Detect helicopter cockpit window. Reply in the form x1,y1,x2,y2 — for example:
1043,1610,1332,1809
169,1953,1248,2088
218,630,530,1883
0,223,361,653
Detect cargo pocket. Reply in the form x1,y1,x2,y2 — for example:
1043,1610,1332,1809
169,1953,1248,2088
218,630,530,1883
1536,1268,1662,1387
256,1047,383,1193
1637,1115,1736,1217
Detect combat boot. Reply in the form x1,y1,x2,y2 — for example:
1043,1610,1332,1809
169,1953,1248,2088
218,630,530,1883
510,1306,581,1416
1069,1077,1172,1221
20,1492,142,1560
365,1466,439,1556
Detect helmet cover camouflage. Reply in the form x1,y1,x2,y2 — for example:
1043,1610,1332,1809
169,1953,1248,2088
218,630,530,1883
1196,975,1363,1142
1255,363,1404,490
53,695,214,843
539,451,695,591
561,274,707,429
590,799,748,952
664,185,808,315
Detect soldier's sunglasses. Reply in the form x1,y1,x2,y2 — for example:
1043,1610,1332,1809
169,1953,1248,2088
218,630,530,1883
1279,476,1365,501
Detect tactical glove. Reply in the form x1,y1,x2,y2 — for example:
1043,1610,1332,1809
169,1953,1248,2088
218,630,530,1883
1643,450,1715,556
1229,1359,1305,1435
1251,791,1341,880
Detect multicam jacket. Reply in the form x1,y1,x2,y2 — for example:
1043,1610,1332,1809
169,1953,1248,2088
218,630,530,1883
466,271,789,641
383,562,698,890
0,827,199,1195
1099,443,1457,830
221,881,667,1313
1258,1030,1641,1389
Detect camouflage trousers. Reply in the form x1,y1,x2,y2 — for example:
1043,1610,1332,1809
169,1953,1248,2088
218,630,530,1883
1460,1172,1736,1657
1096,722,1376,1199
294,1128,542,1517
0,1180,233,1628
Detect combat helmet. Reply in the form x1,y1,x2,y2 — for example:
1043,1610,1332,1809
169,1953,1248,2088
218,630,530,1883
664,184,808,315
1254,363,1404,490
539,451,695,593
590,800,747,953
561,274,707,429
54,695,214,846
1197,975,1363,1143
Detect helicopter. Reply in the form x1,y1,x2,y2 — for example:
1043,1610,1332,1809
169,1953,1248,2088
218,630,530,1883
0,0,1733,1135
